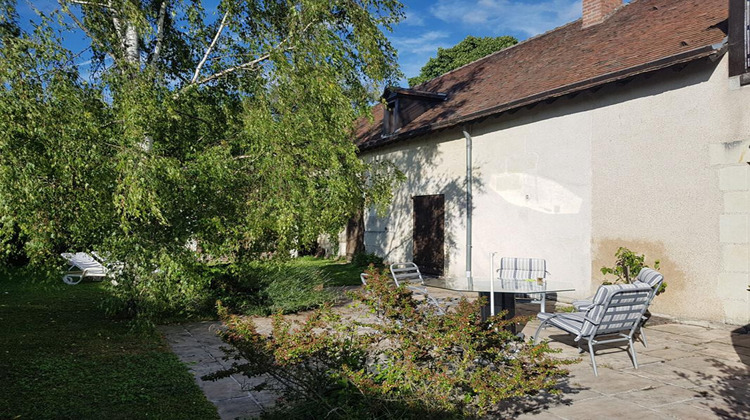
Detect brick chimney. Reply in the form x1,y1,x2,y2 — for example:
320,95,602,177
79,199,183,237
582,0,622,28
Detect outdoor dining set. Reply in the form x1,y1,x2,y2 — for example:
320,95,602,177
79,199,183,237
371,258,664,376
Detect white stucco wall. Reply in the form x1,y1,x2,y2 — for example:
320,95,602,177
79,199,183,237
362,129,468,269
590,57,750,323
469,102,593,296
360,55,750,324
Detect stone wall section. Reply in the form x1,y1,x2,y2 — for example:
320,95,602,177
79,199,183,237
711,139,750,323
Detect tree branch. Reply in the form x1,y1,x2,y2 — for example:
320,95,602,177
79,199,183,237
191,10,230,84
124,22,140,64
70,0,111,8
174,19,316,97
107,0,126,55
150,0,168,66
233,155,259,162
188,20,314,87
193,52,272,85
58,0,119,64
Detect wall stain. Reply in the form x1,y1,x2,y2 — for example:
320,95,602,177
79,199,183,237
593,238,723,320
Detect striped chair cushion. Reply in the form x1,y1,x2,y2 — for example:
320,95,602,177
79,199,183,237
540,312,587,336
572,268,663,311
580,283,652,338
497,257,547,280
573,281,650,310
571,299,593,311
636,267,664,289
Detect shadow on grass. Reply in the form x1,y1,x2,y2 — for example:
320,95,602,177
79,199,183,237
0,268,219,419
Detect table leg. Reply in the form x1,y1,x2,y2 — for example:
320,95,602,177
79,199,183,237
479,292,516,333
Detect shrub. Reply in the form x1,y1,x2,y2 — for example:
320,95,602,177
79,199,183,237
600,247,666,295
209,268,573,418
0,222,30,267
102,250,217,323
103,257,335,323
263,266,334,313
210,261,334,316
351,251,384,268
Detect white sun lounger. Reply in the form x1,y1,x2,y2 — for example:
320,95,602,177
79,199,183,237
60,252,109,285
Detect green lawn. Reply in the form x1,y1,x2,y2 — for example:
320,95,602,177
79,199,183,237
290,256,381,286
0,268,219,420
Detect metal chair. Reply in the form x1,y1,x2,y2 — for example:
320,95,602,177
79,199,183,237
534,283,652,376
390,262,454,315
571,268,664,346
497,257,550,311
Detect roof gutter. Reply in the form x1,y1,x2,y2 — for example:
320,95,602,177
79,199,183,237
462,126,473,288
360,42,727,152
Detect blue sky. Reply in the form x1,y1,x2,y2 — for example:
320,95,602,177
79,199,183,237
16,0,586,86
391,0,583,84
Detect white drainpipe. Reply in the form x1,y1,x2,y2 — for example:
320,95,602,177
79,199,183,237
462,126,473,288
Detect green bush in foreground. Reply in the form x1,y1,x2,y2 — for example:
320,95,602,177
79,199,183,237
209,268,573,418
104,258,335,323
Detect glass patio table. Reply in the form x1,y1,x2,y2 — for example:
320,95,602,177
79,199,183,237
423,277,575,332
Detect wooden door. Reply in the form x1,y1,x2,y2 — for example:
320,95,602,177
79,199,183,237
413,194,445,276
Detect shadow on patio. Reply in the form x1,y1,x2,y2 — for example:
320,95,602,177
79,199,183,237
162,290,750,420
517,315,750,419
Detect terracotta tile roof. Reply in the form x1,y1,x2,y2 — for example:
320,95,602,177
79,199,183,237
356,0,728,151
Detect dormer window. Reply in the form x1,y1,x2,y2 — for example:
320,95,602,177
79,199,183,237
382,87,447,137
729,0,750,85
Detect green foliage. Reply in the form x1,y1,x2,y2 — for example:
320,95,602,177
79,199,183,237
197,260,334,317
0,221,29,266
0,268,218,419
256,264,334,313
350,251,384,268
600,246,665,294
209,268,573,418
0,1,405,319
272,255,374,286
102,258,336,321
408,35,517,86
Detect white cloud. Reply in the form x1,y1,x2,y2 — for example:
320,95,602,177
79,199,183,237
390,30,451,55
390,31,453,83
403,11,426,26
430,0,581,37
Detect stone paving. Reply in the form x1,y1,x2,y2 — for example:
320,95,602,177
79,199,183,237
159,322,277,419
517,319,750,419
160,290,750,420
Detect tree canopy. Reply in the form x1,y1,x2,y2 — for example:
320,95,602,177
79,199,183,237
0,0,404,319
408,35,517,87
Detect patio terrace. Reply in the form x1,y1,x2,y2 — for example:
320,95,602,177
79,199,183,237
162,290,750,419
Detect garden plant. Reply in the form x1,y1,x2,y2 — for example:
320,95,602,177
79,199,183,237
209,267,573,419
600,247,666,295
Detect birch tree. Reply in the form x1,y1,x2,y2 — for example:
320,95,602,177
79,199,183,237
0,0,403,318
408,35,517,86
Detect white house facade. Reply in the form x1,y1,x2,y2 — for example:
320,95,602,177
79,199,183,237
353,0,750,324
